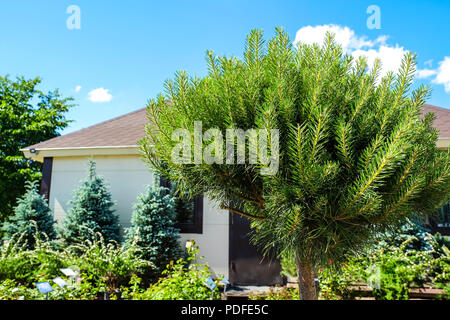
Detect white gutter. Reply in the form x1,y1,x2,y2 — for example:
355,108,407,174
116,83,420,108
21,145,141,162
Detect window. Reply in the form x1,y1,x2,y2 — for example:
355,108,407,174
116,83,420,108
428,203,450,236
160,178,203,234
435,203,450,228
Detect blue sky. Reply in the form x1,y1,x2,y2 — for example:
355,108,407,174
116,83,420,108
1,0,449,134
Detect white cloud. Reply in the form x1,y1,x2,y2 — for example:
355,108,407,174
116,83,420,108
293,25,450,95
88,87,113,103
293,24,387,53
75,85,82,93
293,24,407,78
352,45,408,78
433,57,450,93
416,68,437,79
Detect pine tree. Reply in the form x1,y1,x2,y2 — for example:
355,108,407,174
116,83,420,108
59,160,121,244
1,180,56,248
124,184,182,274
141,29,450,299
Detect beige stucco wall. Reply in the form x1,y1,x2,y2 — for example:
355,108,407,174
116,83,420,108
49,155,229,278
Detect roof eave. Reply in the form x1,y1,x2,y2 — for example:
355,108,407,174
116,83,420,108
21,145,142,162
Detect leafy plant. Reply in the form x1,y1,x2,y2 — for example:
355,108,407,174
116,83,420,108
435,282,450,300
249,286,300,300
67,227,153,291
0,279,41,300
0,228,153,299
0,275,102,300
129,242,222,300
318,235,450,300
0,75,73,222
280,250,297,278
0,231,67,284
140,28,450,299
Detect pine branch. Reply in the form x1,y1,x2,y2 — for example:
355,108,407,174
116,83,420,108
220,204,265,221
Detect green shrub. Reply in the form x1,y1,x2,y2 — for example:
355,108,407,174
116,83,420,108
123,242,222,300
59,160,121,244
376,218,438,252
63,272,102,300
0,232,68,284
280,250,297,278
0,275,102,300
124,184,182,276
435,282,450,300
0,279,41,300
0,228,153,298
249,286,300,300
66,228,153,291
318,257,365,300
279,219,450,300
1,181,56,248
318,236,450,300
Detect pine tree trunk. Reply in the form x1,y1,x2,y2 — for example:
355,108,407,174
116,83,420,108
296,257,318,300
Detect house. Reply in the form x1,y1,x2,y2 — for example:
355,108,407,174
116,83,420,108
21,104,450,284
20,107,282,285
419,104,450,149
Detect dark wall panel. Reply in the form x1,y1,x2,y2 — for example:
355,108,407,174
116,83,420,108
40,157,53,201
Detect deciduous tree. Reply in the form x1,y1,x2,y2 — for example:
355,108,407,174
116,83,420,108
0,76,73,221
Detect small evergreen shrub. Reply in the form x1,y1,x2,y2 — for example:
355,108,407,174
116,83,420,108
1,181,56,248
124,184,182,274
59,160,121,244
375,218,437,252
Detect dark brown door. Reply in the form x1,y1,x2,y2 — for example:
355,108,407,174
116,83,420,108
229,213,283,286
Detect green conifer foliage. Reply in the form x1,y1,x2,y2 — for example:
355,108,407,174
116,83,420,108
141,29,450,299
59,160,121,244
125,184,181,274
1,181,56,247
169,181,195,223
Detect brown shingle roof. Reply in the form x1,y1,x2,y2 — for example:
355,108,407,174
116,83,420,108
420,104,450,138
25,107,148,150
23,104,450,151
